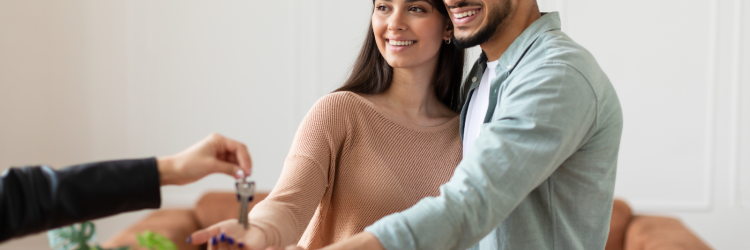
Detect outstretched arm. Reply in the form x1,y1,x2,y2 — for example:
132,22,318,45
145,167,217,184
189,95,349,249
0,133,252,242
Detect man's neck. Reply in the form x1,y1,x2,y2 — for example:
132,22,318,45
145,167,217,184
480,3,542,62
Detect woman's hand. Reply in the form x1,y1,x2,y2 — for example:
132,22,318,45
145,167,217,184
188,219,267,250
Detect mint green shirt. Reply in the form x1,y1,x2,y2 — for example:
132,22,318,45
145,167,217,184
365,12,623,250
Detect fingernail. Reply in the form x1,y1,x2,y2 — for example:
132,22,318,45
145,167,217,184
220,233,226,242
185,236,192,244
211,236,217,245
238,243,245,248
227,237,235,245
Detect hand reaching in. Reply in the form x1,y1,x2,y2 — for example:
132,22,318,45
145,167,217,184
157,133,252,186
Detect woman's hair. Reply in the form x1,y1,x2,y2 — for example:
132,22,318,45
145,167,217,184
335,0,465,112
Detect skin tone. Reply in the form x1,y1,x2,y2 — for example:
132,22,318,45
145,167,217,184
188,0,457,249
157,133,253,186
366,0,457,126
448,0,540,61
315,0,542,249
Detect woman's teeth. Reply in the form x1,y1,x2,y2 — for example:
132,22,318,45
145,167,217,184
454,10,478,19
388,40,415,46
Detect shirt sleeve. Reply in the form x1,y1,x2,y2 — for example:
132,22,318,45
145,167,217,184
365,63,598,250
249,94,348,247
0,158,161,242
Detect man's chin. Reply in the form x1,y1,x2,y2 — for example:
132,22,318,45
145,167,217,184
453,35,484,50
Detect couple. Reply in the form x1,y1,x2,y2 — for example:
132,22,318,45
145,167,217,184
193,0,622,249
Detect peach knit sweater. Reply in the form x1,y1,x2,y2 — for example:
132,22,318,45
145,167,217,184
249,91,462,249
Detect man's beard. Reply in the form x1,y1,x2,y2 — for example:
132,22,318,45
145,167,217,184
452,0,512,50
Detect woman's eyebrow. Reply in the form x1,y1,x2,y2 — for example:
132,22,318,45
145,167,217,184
379,0,434,5
406,0,434,5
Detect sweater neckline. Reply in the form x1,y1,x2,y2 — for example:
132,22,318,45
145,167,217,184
343,91,460,133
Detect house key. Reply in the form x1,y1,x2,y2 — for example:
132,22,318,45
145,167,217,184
236,177,255,229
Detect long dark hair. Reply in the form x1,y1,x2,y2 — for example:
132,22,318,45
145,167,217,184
335,0,465,112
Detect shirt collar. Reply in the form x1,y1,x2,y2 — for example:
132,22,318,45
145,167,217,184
478,12,562,75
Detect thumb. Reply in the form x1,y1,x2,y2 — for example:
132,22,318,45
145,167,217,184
212,160,240,178
188,225,222,245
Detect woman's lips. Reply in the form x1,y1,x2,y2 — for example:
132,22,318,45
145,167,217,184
386,39,417,52
451,8,481,26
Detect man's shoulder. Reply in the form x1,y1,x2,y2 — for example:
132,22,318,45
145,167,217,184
531,31,600,72
517,30,613,95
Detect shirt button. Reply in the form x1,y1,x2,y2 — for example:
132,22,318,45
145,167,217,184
507,65,513,70
472,77,477,82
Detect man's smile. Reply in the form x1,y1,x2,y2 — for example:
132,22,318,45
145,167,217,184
450,7,482,26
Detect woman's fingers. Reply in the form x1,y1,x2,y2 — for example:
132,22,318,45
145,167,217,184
189,219,239,245
189,225,222,245
208,233,243,250
189,219,255,249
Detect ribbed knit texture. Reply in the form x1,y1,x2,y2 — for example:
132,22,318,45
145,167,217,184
249,91,462,249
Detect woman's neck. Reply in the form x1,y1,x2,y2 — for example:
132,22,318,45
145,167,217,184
367,60,457,126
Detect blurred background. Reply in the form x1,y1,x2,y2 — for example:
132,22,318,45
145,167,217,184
0,0,748,249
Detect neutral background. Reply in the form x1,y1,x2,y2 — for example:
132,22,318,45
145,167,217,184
1,0,748,249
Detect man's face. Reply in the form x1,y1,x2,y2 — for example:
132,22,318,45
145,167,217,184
444,0,512,49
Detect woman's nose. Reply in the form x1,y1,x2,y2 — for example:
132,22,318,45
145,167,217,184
388,11,407,31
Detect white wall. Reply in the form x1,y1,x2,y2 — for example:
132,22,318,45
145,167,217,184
0,0,748,249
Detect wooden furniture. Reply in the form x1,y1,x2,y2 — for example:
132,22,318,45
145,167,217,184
102,193,711,250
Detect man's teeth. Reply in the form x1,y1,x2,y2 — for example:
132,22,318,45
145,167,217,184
388,40,415,46
454,10,478,19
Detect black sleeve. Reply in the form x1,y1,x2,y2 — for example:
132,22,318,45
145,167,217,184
0,158,162,242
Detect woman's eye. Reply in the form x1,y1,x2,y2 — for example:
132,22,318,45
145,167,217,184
376,5,390,11
409,6,425,12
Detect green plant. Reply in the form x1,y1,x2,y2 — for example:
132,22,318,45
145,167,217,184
136,231,177,250
48,222,176,250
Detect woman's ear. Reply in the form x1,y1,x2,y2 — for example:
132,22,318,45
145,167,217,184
443,19,454,41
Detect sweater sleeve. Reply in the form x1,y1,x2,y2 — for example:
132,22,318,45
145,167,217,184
249,94,349,247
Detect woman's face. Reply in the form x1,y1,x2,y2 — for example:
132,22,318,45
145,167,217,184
372,0,451,69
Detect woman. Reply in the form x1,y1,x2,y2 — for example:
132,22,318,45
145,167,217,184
190,0,464,249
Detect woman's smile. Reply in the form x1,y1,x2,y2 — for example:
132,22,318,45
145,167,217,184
386,38,417,52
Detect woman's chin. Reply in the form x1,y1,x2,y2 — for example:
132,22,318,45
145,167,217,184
385,59,421,69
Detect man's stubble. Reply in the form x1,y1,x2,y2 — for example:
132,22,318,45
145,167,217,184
452,0,513,50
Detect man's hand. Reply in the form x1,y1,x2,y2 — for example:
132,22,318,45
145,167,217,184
318,232,385,250
264,232,383,250
157,133,252,186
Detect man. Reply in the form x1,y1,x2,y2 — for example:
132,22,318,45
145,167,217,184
323,0,623,249
0,133,252,242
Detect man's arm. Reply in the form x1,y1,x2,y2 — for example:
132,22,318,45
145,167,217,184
326,64,599,250
0,133,252,242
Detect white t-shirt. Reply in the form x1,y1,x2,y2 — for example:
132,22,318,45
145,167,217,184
463,60,499,156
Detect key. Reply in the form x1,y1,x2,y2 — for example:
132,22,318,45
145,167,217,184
236,177,255,229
